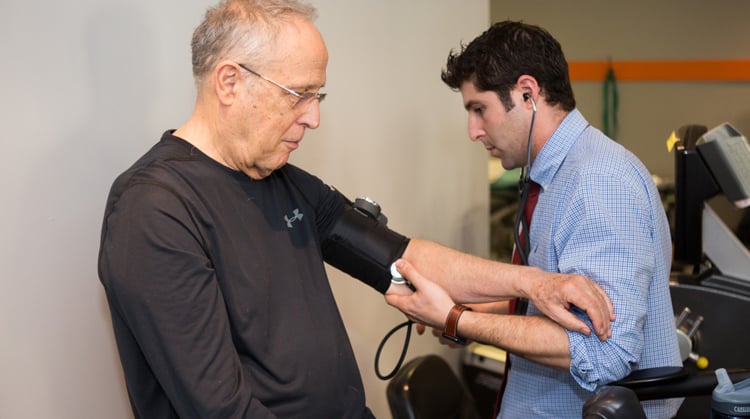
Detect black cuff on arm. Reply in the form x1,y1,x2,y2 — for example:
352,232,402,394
322,203,410,294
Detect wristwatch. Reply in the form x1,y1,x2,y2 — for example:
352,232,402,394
442,304,472,345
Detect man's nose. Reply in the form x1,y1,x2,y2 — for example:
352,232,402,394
468,118,484,141
297,100,321,129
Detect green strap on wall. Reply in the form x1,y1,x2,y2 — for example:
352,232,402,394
603,65,619,141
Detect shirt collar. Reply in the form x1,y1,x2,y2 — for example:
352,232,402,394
529,108,590,189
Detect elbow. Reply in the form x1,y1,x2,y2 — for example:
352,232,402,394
568,335,640,391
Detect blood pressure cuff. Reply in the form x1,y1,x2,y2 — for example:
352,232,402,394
322,198,410,294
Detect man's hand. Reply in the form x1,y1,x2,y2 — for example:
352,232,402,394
384,259,455,329
522,271,615,341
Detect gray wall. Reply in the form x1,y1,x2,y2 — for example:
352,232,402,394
492,0,750,179
0,1,489,418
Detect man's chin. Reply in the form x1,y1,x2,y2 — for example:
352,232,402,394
491,154,516,171
267,156,291,174
246,159,290,180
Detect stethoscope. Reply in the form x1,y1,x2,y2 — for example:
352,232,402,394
509,93,537,317
375,263,414,380
514,92,537,267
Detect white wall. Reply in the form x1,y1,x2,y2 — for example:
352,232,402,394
0,1,489,418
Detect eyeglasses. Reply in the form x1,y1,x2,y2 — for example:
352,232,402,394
237,63,327,108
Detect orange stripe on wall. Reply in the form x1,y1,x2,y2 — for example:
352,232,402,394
569,59,750,81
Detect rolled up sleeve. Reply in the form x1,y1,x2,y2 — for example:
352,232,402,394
556,173,655,390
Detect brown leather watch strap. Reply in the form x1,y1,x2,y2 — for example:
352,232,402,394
442,304,472,345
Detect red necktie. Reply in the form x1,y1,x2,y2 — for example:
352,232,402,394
494,181,540,416
509,181,541,310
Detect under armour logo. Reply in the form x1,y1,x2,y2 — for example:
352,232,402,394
284,208,304,228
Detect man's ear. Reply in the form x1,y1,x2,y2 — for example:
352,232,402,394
214,61,241,105
516,74,539,104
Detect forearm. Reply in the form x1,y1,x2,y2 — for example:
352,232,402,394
402,238,541,303
468,300,510,314
458,311,571,370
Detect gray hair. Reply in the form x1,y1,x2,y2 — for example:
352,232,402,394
190,0,317,86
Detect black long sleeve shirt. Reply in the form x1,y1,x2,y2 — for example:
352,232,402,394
98,131,390,418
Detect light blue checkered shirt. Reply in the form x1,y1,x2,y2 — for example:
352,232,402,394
499,109,682,419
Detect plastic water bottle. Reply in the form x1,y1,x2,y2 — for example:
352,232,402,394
712,368,750,418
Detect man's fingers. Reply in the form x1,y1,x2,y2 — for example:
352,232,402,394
589,281,614,338
564,277,613,341
384,292,404,308
394,259,423,288
599,285,615,320
586,308,610,341
582,282,613,340
557,309,592,336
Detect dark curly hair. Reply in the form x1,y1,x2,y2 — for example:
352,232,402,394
441,20,575,112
